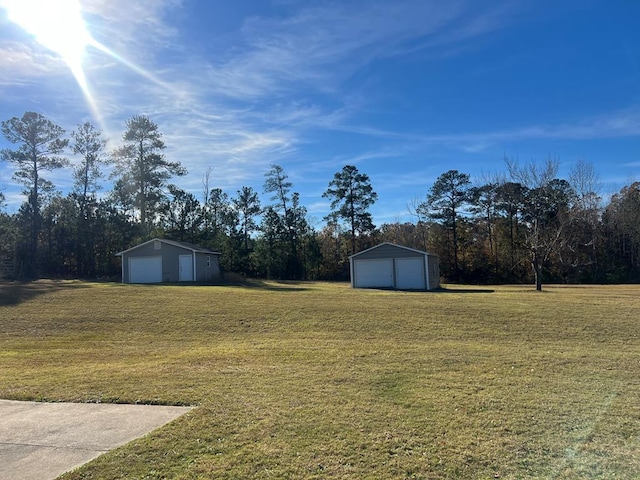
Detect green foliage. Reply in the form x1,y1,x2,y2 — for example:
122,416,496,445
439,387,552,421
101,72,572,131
603,182,640,281
323,164,377,255
70,121,108,199
0,109,639,285
160,185,203,243
233,186,261,249
0,112,69,278
419,170,472,278
111,115,186,227
262,165,310,279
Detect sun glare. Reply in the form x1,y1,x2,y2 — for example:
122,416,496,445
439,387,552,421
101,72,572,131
2,0,173,131
2,0,107,130
2,0,91,71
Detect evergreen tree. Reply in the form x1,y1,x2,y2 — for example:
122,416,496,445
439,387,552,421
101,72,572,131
70,121,108,276
204,188,231,250
1,112,68,278
495,181,528,280
160,185,203,243
263,164,306,278
323,165,377,256
603,182,640,281
232,186,261,274
111,115,186,229
419,170,472,278
233,186,261,252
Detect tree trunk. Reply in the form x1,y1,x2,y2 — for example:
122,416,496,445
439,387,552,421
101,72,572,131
532,253,543,291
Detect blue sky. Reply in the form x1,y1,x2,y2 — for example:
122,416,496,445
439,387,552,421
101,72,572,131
1,0,639,225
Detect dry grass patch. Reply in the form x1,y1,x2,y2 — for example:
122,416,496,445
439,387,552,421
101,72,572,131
0,281,638,479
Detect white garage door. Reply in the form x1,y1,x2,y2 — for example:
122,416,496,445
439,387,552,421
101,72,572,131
129,256,162,283
354,258,393,288
396,257,425,290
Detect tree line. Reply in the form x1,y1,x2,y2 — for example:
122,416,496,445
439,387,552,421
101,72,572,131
1,111,638,288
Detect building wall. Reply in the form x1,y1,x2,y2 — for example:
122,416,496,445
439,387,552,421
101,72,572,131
121,240,222,283
350,244,440,291
122,240,187,282
195,252,221,281
427,254,440,289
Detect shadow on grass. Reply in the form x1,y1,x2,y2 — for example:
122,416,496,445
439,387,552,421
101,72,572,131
219,278,313,292
359,285,495,294
125,277,313,292
435,287,495,294
0,280,93,306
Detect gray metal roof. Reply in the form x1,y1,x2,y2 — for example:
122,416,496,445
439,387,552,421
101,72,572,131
348,242,436,259
115,238,222,256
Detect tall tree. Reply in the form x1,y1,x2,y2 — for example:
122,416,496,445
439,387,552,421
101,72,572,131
407,196,430,252
419,170,472,277
111,115,186,228
201,167,214,244
1,112,68,277
263,164,295,274
507,158,575,291
233,186,261,253
323,165,378,255
565,160,603,281
0,201,17,279
160,185,203,243
256,206,287,279
494,181,528,280
70,122,108,276
205,188,231,249
71,122,108,202
288,191,310,276
263,164,308,278
264,164,292,220
603,182,640,281
40,195,78,277
470,182,500,273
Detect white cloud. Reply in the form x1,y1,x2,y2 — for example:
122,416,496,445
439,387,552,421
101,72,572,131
2,0,634,220
326,107,640,152
199,0,512,100
82,0,183,55
0,41,68,83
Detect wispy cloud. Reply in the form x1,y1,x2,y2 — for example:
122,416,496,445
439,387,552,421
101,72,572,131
82,0,183,56
0,0,516,166
3,0,633,219
199,1,513,100
428,108,640,148
0,34,69,84
325,107,640,153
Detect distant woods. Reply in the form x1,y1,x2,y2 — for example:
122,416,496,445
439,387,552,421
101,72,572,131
1,111,639,287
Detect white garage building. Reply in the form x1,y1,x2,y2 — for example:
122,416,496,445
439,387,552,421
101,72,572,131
116,238,221,284
349,243,440,291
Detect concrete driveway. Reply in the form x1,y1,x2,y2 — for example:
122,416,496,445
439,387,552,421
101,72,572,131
0,400,193,480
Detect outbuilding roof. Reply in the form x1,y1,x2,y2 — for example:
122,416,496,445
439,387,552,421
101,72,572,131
115,238,221,256
348,242,435,259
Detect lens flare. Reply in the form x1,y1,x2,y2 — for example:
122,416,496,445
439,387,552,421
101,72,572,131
1,0,173,136
2,0,90,73
1,0,106,125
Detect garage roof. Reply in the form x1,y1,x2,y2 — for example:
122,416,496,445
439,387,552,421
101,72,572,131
115,238,221,256
349,242,433,259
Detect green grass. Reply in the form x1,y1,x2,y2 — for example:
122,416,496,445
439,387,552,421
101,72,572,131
0,280,638,479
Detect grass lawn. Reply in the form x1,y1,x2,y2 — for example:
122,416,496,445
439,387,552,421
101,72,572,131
0,280,638,479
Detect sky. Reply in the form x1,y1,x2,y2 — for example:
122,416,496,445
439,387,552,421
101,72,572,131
0,0,639,226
